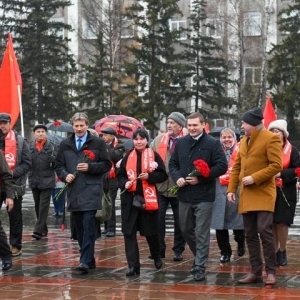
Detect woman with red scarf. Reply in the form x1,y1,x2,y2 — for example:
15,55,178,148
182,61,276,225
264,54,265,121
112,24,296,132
211,128,245,264
118,128,168,276
268,120,300,266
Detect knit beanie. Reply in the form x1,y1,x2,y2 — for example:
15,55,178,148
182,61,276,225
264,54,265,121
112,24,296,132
167,112,186,127
268,120,289,138
242,107,263,126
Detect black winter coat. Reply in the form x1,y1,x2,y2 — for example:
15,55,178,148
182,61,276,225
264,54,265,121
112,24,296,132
55,132,111,212
274,145,300,224
169,132,227,203
117,149,168,236
28,139,57,190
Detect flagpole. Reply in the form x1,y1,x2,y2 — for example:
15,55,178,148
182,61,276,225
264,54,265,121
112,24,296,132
17,85,24,137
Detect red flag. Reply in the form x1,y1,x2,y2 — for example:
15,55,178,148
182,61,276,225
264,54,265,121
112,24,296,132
0,33,22,127
263,95,277,129
205,122,210,133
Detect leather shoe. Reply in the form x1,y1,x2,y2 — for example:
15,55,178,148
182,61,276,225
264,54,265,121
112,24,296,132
194,267,205,281
32,232,42,240
238,273,263,284
173,252,183,261
74,263,89,275
106,232,115,238
265,273,276,285
154,259,163,269
2,260,12,271
126,266,140,276
220,255,230,263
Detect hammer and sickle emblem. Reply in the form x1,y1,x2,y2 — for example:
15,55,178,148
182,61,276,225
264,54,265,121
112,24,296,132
145,187,155,198
5,152,15,162
127,169,135,180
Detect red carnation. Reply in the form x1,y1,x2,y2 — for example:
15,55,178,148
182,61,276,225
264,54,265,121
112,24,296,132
295,167,300,178
53,121,62,126
83,150,95,161
192,159,210,178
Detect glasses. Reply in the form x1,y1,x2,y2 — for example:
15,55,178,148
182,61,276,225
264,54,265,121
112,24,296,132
270,129,282,134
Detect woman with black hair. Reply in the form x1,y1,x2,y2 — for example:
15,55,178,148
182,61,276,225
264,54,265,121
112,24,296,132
118,128,168,276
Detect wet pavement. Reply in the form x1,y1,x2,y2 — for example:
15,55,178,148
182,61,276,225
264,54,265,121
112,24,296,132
0,192,300,299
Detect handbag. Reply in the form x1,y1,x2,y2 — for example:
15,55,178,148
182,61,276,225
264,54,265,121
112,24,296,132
95,190,112,222
132,194,146,211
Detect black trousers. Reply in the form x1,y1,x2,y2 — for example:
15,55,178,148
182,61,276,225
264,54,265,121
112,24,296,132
0,220,11,261
1,193,23,250
216,229,245,256
157,194,185,255
124,230,160,268
104,187,118,233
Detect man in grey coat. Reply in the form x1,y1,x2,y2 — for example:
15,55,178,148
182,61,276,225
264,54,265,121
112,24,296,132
56,112,111,275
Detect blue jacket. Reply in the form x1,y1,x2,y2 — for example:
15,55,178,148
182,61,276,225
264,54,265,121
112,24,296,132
55,132,111,212
169,131,227,203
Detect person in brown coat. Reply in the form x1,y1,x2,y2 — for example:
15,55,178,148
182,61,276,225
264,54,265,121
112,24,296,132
227,107,282,286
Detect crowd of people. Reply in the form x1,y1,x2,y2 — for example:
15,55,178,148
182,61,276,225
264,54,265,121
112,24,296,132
0,108,299,286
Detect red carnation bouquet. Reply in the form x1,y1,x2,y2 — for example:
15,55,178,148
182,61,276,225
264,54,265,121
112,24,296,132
168,159,210,195
54,150,95,201
295,167,300,193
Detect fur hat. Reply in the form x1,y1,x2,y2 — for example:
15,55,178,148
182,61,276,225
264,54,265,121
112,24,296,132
268,120,289,138
167,112,186,127
33,124,48,132
242,107,263,126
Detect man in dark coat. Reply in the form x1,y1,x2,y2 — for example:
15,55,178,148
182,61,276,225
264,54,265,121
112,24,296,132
100,126,125,237
169,112,227,281
0,150,15,271
0,112,32,257
56,112,111,275
28,124,57,240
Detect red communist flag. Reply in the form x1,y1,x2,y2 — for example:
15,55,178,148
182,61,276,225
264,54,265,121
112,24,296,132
205,122,210,133
263,95,277,129
0,33,22,127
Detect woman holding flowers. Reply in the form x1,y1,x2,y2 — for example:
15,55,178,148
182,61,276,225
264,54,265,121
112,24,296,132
268,120,300,266
117,128,168,276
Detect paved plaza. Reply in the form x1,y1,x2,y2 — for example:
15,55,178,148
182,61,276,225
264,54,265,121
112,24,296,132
0,191,300,299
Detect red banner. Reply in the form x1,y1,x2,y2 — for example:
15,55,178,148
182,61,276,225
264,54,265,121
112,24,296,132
263,95,276,129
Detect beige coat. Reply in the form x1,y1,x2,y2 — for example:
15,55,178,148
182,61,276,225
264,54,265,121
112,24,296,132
227,128,282,213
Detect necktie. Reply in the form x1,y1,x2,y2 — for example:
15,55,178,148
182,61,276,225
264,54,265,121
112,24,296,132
77,138,82,150
170,137,177,154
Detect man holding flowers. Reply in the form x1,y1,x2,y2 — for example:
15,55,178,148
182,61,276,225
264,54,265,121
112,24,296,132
169,112,227,281
55,112,111,275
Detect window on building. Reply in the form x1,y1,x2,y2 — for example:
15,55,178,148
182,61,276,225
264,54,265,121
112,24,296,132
243,12,262,36
169,19,187,40
244,67,261,85
82,18,97,39
49,17,64,39
205,18,223,39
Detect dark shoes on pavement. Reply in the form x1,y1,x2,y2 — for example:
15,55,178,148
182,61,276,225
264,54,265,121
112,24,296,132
154,259,163,270
32,232,42,240
106,232,115,238
194,266,205,281
220,254,230,263
126,266,140,276
2,260,12,271
74,263,89,275
277,250,287,266
238,245,245,257
238,273,263,284
173,252,183,261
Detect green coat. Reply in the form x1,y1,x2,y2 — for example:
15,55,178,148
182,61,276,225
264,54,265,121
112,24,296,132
227,128,282,213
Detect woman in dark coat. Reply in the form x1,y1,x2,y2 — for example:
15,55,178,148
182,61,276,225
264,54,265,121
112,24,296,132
118,128,168,276
268,120,300,266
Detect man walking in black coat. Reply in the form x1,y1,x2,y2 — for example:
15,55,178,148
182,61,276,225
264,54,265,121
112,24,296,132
56,112,111,275
169,112,227,281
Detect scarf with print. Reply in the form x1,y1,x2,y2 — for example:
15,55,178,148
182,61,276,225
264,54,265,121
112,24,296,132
4,129,17,170
126,148,158,211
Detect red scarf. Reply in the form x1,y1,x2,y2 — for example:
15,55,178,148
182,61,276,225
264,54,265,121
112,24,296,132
275,140,292,187
219,143,239,186
4,129,17,170
126,148,158,211
108,137,118,179
35,138,47,152
156,131,185,163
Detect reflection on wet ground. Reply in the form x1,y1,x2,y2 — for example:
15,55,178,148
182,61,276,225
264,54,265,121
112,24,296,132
0,192,300,299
